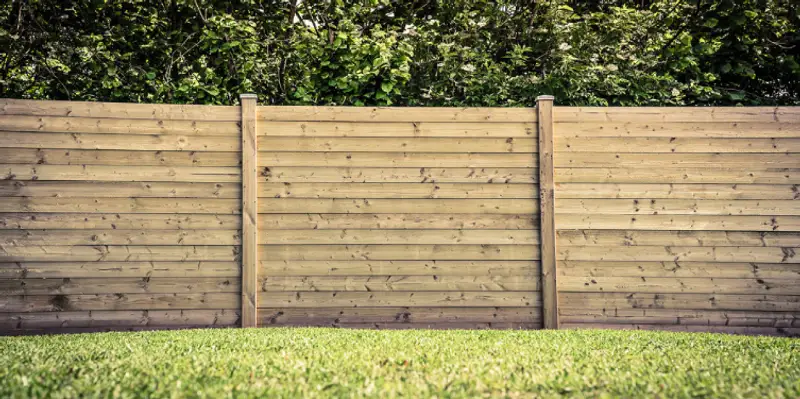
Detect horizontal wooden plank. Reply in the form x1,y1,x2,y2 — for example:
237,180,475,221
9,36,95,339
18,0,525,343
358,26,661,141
0,230,241,246
557,137,800,153
559,308,800,327
0,293,239,312
0,115,240,136
560,276,799,295
260,260,539,277
258,307,540,324
556,230,800,247
557,214,800,231
0,198,240,214
554,107,800,123
557,122,800,138
258,291,541,307
259,152,535,168
258,183,537,199
557,261,800,279
555,199,800,215
0,98,240,121
558,246,799,263
0,261,240,279
262,229,537,245
561,323,799,336
0,310,240,330
259,214,536,229
0,278,240,295
258,106,537,123
261,167,537,184
0,131,239,151
0,245,240,262
560,292,800,311
556,153,800,169
261,276,539,292
0,149,241,166
259,121,535,137
259,199,538,215
0,181,240,198
258,137,536,153
260,245,539,261
0,213,241,230
1,165,241,182
556,168,800,184
556,183,799,200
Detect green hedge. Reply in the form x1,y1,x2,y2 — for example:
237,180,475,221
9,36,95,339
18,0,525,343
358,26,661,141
1,0,798,106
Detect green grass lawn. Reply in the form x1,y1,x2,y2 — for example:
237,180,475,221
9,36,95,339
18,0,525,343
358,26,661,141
1,328,798,398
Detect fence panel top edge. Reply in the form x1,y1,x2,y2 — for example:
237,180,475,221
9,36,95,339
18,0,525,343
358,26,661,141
0,98,240,122
554,106,800,123
257,106,538,123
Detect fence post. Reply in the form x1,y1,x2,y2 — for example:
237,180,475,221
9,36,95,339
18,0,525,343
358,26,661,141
536,95,559,329
240,93,258,328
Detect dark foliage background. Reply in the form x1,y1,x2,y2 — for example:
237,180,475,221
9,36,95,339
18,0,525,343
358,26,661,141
1,0,798,106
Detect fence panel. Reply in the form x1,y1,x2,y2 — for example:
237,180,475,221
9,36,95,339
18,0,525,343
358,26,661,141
0,99,242,334
554,107,800,336
255,106,543,329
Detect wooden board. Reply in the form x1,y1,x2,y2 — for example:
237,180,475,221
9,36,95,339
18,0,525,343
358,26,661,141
557,260,800,279
0,148,241,167
0,115,239,136
0,261,240,278
0,278,240,295
554,107,800,123
559,276,799,295
556,137,800,153
559,292,800,312
260,276,539,292
556,214,800,231
260,260,539,277
555,199,800,216
257,137,536,153
240,94,258,328
0,131,239,151
556,230,800,247
0,310,240,330
261,167,537,184
0,230,242,246
0,293,240,312
258,307,540,324
257,106,538,123
555,153,800,169
560,323,799,336
259,229,538,245
557,246,799,263
259,244,539,261
556,183,800,200
559,308,799,327
259,121,535,137
0,181,240,198
0,213,241,230
259,152,535,168
258,182,537,199
258,199,538,215
0,245,240,262
258,291,541,307
0,198,240,214
556,122,800,138
259,214,536,229
0,98,240,121
1,165,241,182
555,168,800,184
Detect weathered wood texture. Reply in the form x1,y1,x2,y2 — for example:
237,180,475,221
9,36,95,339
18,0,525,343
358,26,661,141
0,99,244,334
554,107,800,337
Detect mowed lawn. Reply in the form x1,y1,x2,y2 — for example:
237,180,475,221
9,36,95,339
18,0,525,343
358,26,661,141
1,328,798,398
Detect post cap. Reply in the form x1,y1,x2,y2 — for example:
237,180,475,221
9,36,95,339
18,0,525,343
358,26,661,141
536,95,555,101
240,94,258,99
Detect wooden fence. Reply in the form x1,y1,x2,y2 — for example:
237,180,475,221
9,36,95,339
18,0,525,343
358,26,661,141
0,97,797,336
